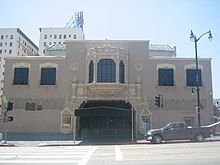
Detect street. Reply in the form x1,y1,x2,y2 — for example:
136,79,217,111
0,141,220,164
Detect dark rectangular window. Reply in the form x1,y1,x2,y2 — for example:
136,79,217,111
40,68,56,85
158,68,174,86
186,69,202,86
25,102,35,111
13,68,29,85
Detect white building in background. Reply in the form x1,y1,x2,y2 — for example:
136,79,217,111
0,28,38,95
39,27,85,56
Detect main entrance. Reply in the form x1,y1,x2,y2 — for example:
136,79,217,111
75,100,134,140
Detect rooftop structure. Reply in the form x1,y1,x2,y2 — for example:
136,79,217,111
149,44,176,57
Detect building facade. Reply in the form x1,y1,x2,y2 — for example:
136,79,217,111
39,27,85,56
0,28,38,95
3,40,214,140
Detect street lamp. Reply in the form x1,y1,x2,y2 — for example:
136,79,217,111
190,30,212,127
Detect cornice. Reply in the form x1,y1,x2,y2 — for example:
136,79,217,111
149,56,212,61
5,56,66,60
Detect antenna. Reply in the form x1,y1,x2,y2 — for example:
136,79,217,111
66,11,84,29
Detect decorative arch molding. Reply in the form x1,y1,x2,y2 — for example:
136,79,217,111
13,62,31,70
184,63,203,71
39,62,58,70
156,63,176,71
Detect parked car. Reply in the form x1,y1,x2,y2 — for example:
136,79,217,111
145,122,212,144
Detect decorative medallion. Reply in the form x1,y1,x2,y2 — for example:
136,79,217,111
71,63,79,71
134,63,143,72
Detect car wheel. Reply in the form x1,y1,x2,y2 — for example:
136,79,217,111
196,134,205,142
152,135,162,144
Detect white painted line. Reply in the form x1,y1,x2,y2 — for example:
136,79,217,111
115,145,123,161
78,146,99,165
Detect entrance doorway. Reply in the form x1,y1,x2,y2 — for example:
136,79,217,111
75,100,134,140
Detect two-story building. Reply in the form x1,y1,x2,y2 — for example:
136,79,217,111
2,40,214,140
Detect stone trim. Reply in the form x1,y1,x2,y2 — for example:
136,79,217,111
184,63,203,71
13,62,31,70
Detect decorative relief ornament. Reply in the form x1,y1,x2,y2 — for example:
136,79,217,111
134,63,143,72
136,76,142,84
71,63,79,71
71,76,78,83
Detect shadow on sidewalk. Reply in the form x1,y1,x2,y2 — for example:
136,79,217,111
79,137,136,145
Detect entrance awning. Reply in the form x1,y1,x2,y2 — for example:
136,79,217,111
75,106,132,118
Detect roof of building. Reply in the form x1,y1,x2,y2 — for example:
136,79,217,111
47,44,66,51
149,44,174,51
17,28,39,50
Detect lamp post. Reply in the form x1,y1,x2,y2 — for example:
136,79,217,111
190,30,212,127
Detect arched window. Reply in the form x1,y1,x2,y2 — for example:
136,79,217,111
119,60,125,83
97,59,116,83
88,60,94,83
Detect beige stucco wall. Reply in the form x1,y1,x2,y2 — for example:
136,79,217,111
1,40,214,136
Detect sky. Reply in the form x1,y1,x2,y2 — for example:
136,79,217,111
1,0,220,99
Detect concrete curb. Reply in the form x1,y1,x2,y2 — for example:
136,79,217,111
0,142,15,147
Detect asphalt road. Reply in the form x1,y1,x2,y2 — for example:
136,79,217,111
0,142,220,164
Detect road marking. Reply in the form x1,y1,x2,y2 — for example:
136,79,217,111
115,145,123,161
78,146,99,165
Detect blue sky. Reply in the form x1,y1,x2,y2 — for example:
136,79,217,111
1,0,220,98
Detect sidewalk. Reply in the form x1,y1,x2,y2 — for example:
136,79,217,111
1,135,220,147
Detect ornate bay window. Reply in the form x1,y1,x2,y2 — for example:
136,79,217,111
86,44,128,99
